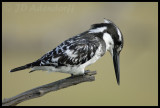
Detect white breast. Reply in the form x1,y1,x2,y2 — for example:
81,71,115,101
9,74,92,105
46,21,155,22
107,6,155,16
79,44,103,70
103,33,114,51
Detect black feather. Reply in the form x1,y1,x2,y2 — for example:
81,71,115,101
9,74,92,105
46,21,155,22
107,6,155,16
10,63,32,72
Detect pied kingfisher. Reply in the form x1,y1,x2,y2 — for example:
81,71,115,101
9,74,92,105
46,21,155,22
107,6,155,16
10,19,123,85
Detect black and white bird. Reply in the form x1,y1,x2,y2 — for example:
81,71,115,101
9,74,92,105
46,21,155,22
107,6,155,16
10,19,123,85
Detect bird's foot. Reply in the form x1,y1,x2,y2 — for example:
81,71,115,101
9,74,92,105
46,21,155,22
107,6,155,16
70,70,93,78
70,74,83,78
84,70,96,76
84,70,91,75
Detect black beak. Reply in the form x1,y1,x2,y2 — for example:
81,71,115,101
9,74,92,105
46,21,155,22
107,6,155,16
113,49,120,85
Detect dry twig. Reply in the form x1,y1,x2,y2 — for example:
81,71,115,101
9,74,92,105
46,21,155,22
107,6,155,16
2,70,96,106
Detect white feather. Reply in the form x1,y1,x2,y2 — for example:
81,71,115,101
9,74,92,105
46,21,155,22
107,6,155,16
52,57,60,62
89,27,107,33
104,19,111,24
65,50,77,58
103,33,114,56
116,28,122,41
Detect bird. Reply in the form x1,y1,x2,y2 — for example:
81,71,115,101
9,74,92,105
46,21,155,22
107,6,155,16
10,19,123,85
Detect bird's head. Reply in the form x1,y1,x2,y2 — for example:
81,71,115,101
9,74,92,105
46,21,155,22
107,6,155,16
89,19,123,85
103,19,124,85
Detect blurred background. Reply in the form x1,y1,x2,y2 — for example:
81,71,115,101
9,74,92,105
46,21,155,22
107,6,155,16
2,2,158,106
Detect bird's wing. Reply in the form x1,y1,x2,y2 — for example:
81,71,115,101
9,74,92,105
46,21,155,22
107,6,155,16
34,33,101,67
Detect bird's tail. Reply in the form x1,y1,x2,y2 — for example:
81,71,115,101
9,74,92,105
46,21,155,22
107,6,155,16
10,63,33,72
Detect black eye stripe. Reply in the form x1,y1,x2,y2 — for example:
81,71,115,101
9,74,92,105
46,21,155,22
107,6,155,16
117,41,122,45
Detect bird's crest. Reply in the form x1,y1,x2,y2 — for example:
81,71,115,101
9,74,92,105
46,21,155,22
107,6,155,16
104,18,112,24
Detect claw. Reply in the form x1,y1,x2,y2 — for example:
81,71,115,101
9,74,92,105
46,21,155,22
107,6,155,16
84,70,90,74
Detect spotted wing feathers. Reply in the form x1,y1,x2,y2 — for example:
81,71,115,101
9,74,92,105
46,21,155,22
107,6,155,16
35,33,100,67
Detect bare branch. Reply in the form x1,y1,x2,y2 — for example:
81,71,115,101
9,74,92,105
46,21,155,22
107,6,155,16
2,71,96,106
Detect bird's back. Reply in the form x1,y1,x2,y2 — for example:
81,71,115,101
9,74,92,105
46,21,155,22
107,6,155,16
35,31,104,68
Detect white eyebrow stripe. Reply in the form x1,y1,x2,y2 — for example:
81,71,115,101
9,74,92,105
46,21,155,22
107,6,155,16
116,27,122,41
89,27,107,33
